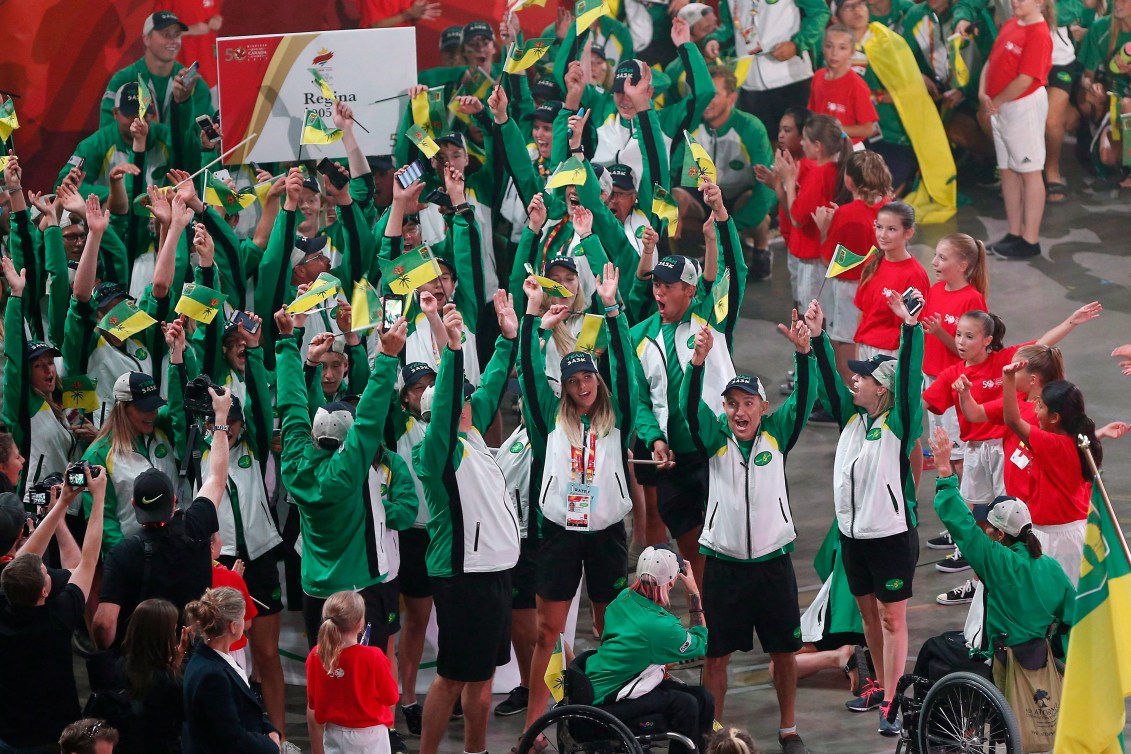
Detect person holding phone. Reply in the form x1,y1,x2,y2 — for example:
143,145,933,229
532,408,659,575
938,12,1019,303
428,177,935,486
804,290,922,737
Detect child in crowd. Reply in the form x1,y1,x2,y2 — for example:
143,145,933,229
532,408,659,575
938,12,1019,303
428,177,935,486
809,25,880,144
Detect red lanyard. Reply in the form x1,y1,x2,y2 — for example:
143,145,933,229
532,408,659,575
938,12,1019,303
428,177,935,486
569,426,597,484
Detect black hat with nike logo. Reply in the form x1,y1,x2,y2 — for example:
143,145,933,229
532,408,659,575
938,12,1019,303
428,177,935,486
133,468,176,525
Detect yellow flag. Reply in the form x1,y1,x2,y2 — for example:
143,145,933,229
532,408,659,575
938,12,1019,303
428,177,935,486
729,55,755,86
405,124,440,159
575,0,608,34
651,184,679,237
301,110,343,146
0,98,19,142
712,268,730,324
544,634,567,702
504,38,555,74
350,278,383,332
826,244,876,278
575,314,605,353
946,34,970,89
545,155,587,189
524,263,574,298
1112,93,1122,143
508,0,547,10
681,133,717,188
287,272,341,314
310,67,336,102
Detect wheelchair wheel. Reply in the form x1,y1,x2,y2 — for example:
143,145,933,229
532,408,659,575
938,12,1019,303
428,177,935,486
516,704,644,754
917,671,1021,754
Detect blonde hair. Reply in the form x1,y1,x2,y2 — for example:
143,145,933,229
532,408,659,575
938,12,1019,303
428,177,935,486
558,373,615,448
542,296,588,359
92,401,144,467
938,233,988,297
184,587,245,641
707,727,762,754
845,151,892,205
316,591,365,675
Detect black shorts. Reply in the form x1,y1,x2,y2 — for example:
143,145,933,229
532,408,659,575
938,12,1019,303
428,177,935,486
432,570,512,682
632,438,659,486
840,529,919,603
218,549,284,616
512,537,540,610
655,454,708,539
536,520,628,603
398,527,432,599
301,579,401,652
702,553,803,657
1048,63,1079,94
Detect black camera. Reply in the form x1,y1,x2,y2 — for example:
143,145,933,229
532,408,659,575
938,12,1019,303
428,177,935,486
66,462,99,488
27,472,64,510
184,376,224,419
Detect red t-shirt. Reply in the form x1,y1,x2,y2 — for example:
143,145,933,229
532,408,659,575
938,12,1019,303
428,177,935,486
853,256,930,349
820,198,884,281
921,282,989,376
171,0,221,88
306,644,400,728
360,0,414,27
922,343,1033,441
1026,426,1091,525
808,69,880,144
984,18,1053,100
211,563,257,651
788,159,838,260
984,395,1036,501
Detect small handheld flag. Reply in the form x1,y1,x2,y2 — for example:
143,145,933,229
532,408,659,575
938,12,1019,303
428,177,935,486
204,175,256,215
287,272,341,314
350,278,383,332
310,67,336,102
524,263,574,298
575,314,606,353
175,283,227,324
826,244,875,278
508,0,547,10
405,124,440,159
545,155,588,189
61,375,99,413
946,34,970,89
0,98,19,142
575,0,609,33
712,268,731,324
726,55,755,86
411,87,448,136
680,133,717,188
651,184,679,237
545,634,567,702
136,76,151,120
380,246,442,296
301,110,343,146
97,300,157,341
504,38,556,74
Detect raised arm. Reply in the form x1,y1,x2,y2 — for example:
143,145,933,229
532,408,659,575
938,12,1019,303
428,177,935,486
69,464,107,599
197,387,233,506
681,326,727,453
1037,301,1102,347
1001,361,1032,444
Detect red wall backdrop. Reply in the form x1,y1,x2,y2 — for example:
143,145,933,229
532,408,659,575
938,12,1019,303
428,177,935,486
0,0,558,190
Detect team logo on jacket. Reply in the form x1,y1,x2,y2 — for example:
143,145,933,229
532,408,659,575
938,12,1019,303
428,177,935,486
728,160,744,171
510,441,525,453
154,444,168,458
753,451,772,466
865,427,882,441
793,626,801,638
613,576,627,590
135,348,148,360
885,578,904,591
380,483,389,496
238,455,252,469
687,335,696,348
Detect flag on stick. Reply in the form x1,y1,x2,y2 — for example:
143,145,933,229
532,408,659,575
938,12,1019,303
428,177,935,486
651,184,679,237
287,272,341,314
680,133,717,188
380,246,443,296
97,300,156,340
504,38,556,74
301,110,343,146
575,314,607,353
524,263,574,298
545,156,588,189
405,124,440,159
576,0,609,33
826,244,876,278
712,268,731,324
61,375,99,413
175,283,226,324
310,68,336,102
136,76,151,120
204,175,256,214
350,278,383,332
0,98,19,142
412,87,447,136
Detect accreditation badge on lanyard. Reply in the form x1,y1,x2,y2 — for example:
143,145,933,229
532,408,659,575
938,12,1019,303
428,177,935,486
565,427,599,531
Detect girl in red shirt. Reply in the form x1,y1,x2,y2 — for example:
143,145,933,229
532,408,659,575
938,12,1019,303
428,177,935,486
307,591,400,754
809,25,880,144
755,107,812,280
852,201,930,358
775,114,851,312
1001,371,1101,585
814,150,892,382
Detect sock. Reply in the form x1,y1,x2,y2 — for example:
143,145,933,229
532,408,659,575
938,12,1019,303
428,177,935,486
779,726,797,737
464,750,488,754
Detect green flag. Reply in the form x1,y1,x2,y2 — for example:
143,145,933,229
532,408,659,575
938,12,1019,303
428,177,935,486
504,38,556,74
301,110,343,146
97,300,156,341
0,98,19,142
136,75,151,120
175,283,227,324
651,184,679,236
380,245,442,295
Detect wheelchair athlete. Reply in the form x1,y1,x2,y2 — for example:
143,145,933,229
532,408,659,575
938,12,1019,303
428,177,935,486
580,546,715,754
917,428,1075,691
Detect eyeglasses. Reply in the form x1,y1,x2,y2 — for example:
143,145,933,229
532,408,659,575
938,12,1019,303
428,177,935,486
63,232,87,243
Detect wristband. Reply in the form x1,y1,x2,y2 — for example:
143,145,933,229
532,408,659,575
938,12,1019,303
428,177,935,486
211,424,230,434
603,304,619,313
5,186,20,194
569,146,584,154
452,202,472,215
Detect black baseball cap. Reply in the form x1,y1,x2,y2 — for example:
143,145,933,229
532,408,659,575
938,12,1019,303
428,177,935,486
647,255,700,286
435,132,466,149
290,235,329,267
546,256,578,274
26,340,61,362
560,351,598,382
607,163,635,191
402,362,437,388
532,101,563,123
435,255,457,278
368,155,395,172
463,21,494,42
301,177,322,194
133,468,176,524
440,25,464,50
93,282,131,309
611,59,646,93
228,395,245,424
723,374,766,400
847,354,897,389
113,371,166,412
143,11,189,35
531,79,563,102
115,84,142,118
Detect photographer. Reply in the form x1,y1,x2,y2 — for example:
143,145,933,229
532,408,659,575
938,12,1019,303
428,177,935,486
78,319,188,552
0,464,106,750
90,380,229,650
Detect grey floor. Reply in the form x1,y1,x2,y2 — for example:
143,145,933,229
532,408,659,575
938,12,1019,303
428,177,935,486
289,155,1131,754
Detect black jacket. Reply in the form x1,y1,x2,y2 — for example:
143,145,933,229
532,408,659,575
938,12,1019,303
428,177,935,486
181,642,277,754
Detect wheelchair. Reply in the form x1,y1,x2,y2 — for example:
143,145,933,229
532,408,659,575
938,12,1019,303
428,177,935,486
885,671,1021,754
516,650,699,754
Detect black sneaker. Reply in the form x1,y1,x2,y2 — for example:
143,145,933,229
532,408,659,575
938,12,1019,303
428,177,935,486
926,530,954,550
778,732,810,754
451,696,463,720
994,239,1041,259
987,233,1022,255
389,729,408,754
809,407,837,424
935,551,971,573
494,685,529,717
750,248,772,281
936,579,976,606
401,703,423,736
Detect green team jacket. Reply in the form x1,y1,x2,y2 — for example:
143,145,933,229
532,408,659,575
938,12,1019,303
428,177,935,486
586,588,708,704
935,474,1074,658
101,58,213,151
412,336,517,578
276,335,414,597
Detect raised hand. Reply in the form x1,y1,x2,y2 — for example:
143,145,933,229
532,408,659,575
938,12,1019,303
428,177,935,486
540,303,571,330
494,289,518,339
192,223,215,266
641,225,659,256
86,194,110,235
691,325,714,366
274,307,295,336
56,182,87,218
571,205,594,237
523,275,544,314
442,303,463,350
527,192,547,233
1001,359,1029,378
927,426,953,470
378,317,409,356
240,312,263,348
1067,301,1102,326
452,95,484,116
488,84,510,124
776,308,811,353
596,262,619,308
951,374,972,393
670,15,691,46
1112,344,1131,376
147,185,172,227
803,299,824,338
1,257,25,298
444,163,466,205
306,332,336,364
418,289,439,317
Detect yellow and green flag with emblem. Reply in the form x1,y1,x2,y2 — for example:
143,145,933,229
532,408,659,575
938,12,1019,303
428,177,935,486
350,278,383,332
287,272,341,314
204,175,256,215
504,38,556,74
524,263,574,298
301,110,343,146
175,283,226,324
712,268,730,324
0,98,19,142
97,300,156,340
508,0,547,10
405,124,440,159
380,245,442,296
575,0,608,33
651,184,679,237
61,375,99,413
310,67,336,102
575,314,607,353
545,634,567,702
136,75,151,120
827,244,876,278
1054,483,1131,754
680,133,716,188
545,155,587,189
412,86,447,136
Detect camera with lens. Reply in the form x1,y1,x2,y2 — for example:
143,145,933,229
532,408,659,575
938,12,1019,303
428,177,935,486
27,472,64,510
66,461,99,488
184,375,224,420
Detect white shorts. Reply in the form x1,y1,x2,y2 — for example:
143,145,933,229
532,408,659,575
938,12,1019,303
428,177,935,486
1033,520,1086,587
855,343,897,361
787,255,823,309
991,88,1049,173
819,277,861,344
960,438,1004,505
924,376,967,460
323,723,390,754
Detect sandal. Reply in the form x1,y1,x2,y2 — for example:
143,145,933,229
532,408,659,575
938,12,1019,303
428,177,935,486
511,732,550,754
1046,180,1069,204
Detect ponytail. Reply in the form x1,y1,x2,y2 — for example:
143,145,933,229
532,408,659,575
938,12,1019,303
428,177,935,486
960,310,1006,352
845,151,892,206
316,591,365,675
1021,526,1043,559
706,726,762,754
1041,380,1102,474
939,233,989,297
802,114,852,202
1015,344,1064,385
184,587,245,641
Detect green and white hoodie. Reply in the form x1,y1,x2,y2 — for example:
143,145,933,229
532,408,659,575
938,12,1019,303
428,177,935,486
518,312,635,533
201,438,282,561
412,338,520,578
815,324,924,540
495,424,534,540
365,450,420,581
683,350,816,561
